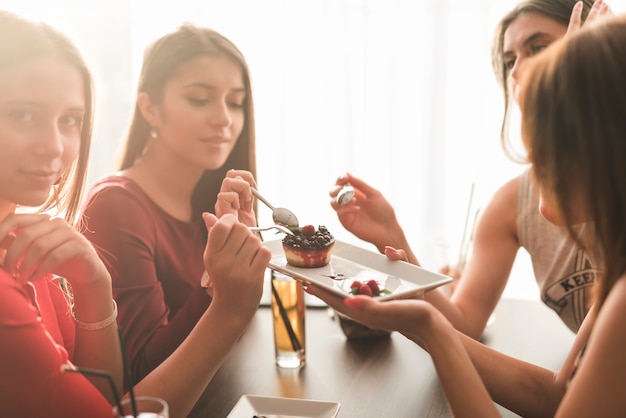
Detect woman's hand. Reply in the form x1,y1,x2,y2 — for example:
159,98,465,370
202,213,271,320
306,283,446,351
384,245,409,262
215,170,257,226
330,173,404,251
567,0,611,36
0,213,110,290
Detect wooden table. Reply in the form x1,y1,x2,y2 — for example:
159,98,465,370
189,298,575,418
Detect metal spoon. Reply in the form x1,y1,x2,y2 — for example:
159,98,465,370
250,187,299,227
336,185,355,206
248,225,295,236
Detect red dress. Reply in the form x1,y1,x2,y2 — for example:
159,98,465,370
0,270,112,417
80,176,211,382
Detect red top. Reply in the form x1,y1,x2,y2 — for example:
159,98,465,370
0,271,112,417
80,176,211,382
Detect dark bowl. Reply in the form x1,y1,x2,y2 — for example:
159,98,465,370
332,309,391,340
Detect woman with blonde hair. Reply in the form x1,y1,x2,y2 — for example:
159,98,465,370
0,11,270,417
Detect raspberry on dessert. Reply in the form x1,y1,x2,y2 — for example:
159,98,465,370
301,224,315,236
282,225,335,268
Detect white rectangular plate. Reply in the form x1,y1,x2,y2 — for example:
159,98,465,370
263,239,452,301
227,394,340,418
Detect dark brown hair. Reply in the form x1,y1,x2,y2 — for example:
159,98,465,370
0,11,95,225
117,24,256,218
491,0,594,161
520,14,626,307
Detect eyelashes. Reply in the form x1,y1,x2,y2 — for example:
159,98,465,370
186,97,209,106
6,109,83,129
185,97,244,109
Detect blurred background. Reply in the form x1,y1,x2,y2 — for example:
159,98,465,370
3,0,624,299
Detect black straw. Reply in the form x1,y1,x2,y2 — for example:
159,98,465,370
117,326,138,417
257,229,302,352
61,365,123,413
271,278,302,351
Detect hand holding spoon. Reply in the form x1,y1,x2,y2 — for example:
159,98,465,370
250,187,299,227
336,185,355,206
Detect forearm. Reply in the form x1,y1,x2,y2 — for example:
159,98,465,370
460,333,565,417
70,280,123,405
131,286,211,380
132,303,252,418
424,290,481,338
406,317,500,418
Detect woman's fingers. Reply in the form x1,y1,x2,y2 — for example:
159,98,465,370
0,213,50,247
586,0,605,23
568,0,611,37
384,246,408,262
205,214,237,253
202,212,219,229
0,232,15,249
306,284,388,329
206,214,262,268
250,244,272,271
215,191,242,217
305,283,349,310
0,214,52,276
343,173,380,197
566,1,584,36
225,169,256,188
24,238,85,283
14,220,73,281
0,214,104,286
222,171,255,209
218,175,257,222
330,172,380,211
204,214,269,311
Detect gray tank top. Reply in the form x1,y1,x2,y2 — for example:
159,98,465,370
517,170,599,333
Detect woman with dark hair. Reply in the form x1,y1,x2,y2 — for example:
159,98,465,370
118,23,257,218
312,13,626,416
0,11,270,417
80,24,262,383
329,0,609,339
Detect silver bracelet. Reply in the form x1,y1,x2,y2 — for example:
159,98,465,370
72,300,118,331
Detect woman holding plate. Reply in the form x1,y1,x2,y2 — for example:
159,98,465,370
329,0,609,339
312,13,626,416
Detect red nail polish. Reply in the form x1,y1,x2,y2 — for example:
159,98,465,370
345,297,363,308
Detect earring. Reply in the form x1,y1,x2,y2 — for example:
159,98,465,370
150,129,158,139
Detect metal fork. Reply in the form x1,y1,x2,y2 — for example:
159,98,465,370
248,224,295,236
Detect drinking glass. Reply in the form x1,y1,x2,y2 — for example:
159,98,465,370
271,271,306,368
112,396,169,418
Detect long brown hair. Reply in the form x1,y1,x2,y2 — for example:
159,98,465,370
117,24,257,219
520,15,626,308
0,11,95,225
491,0,594,161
